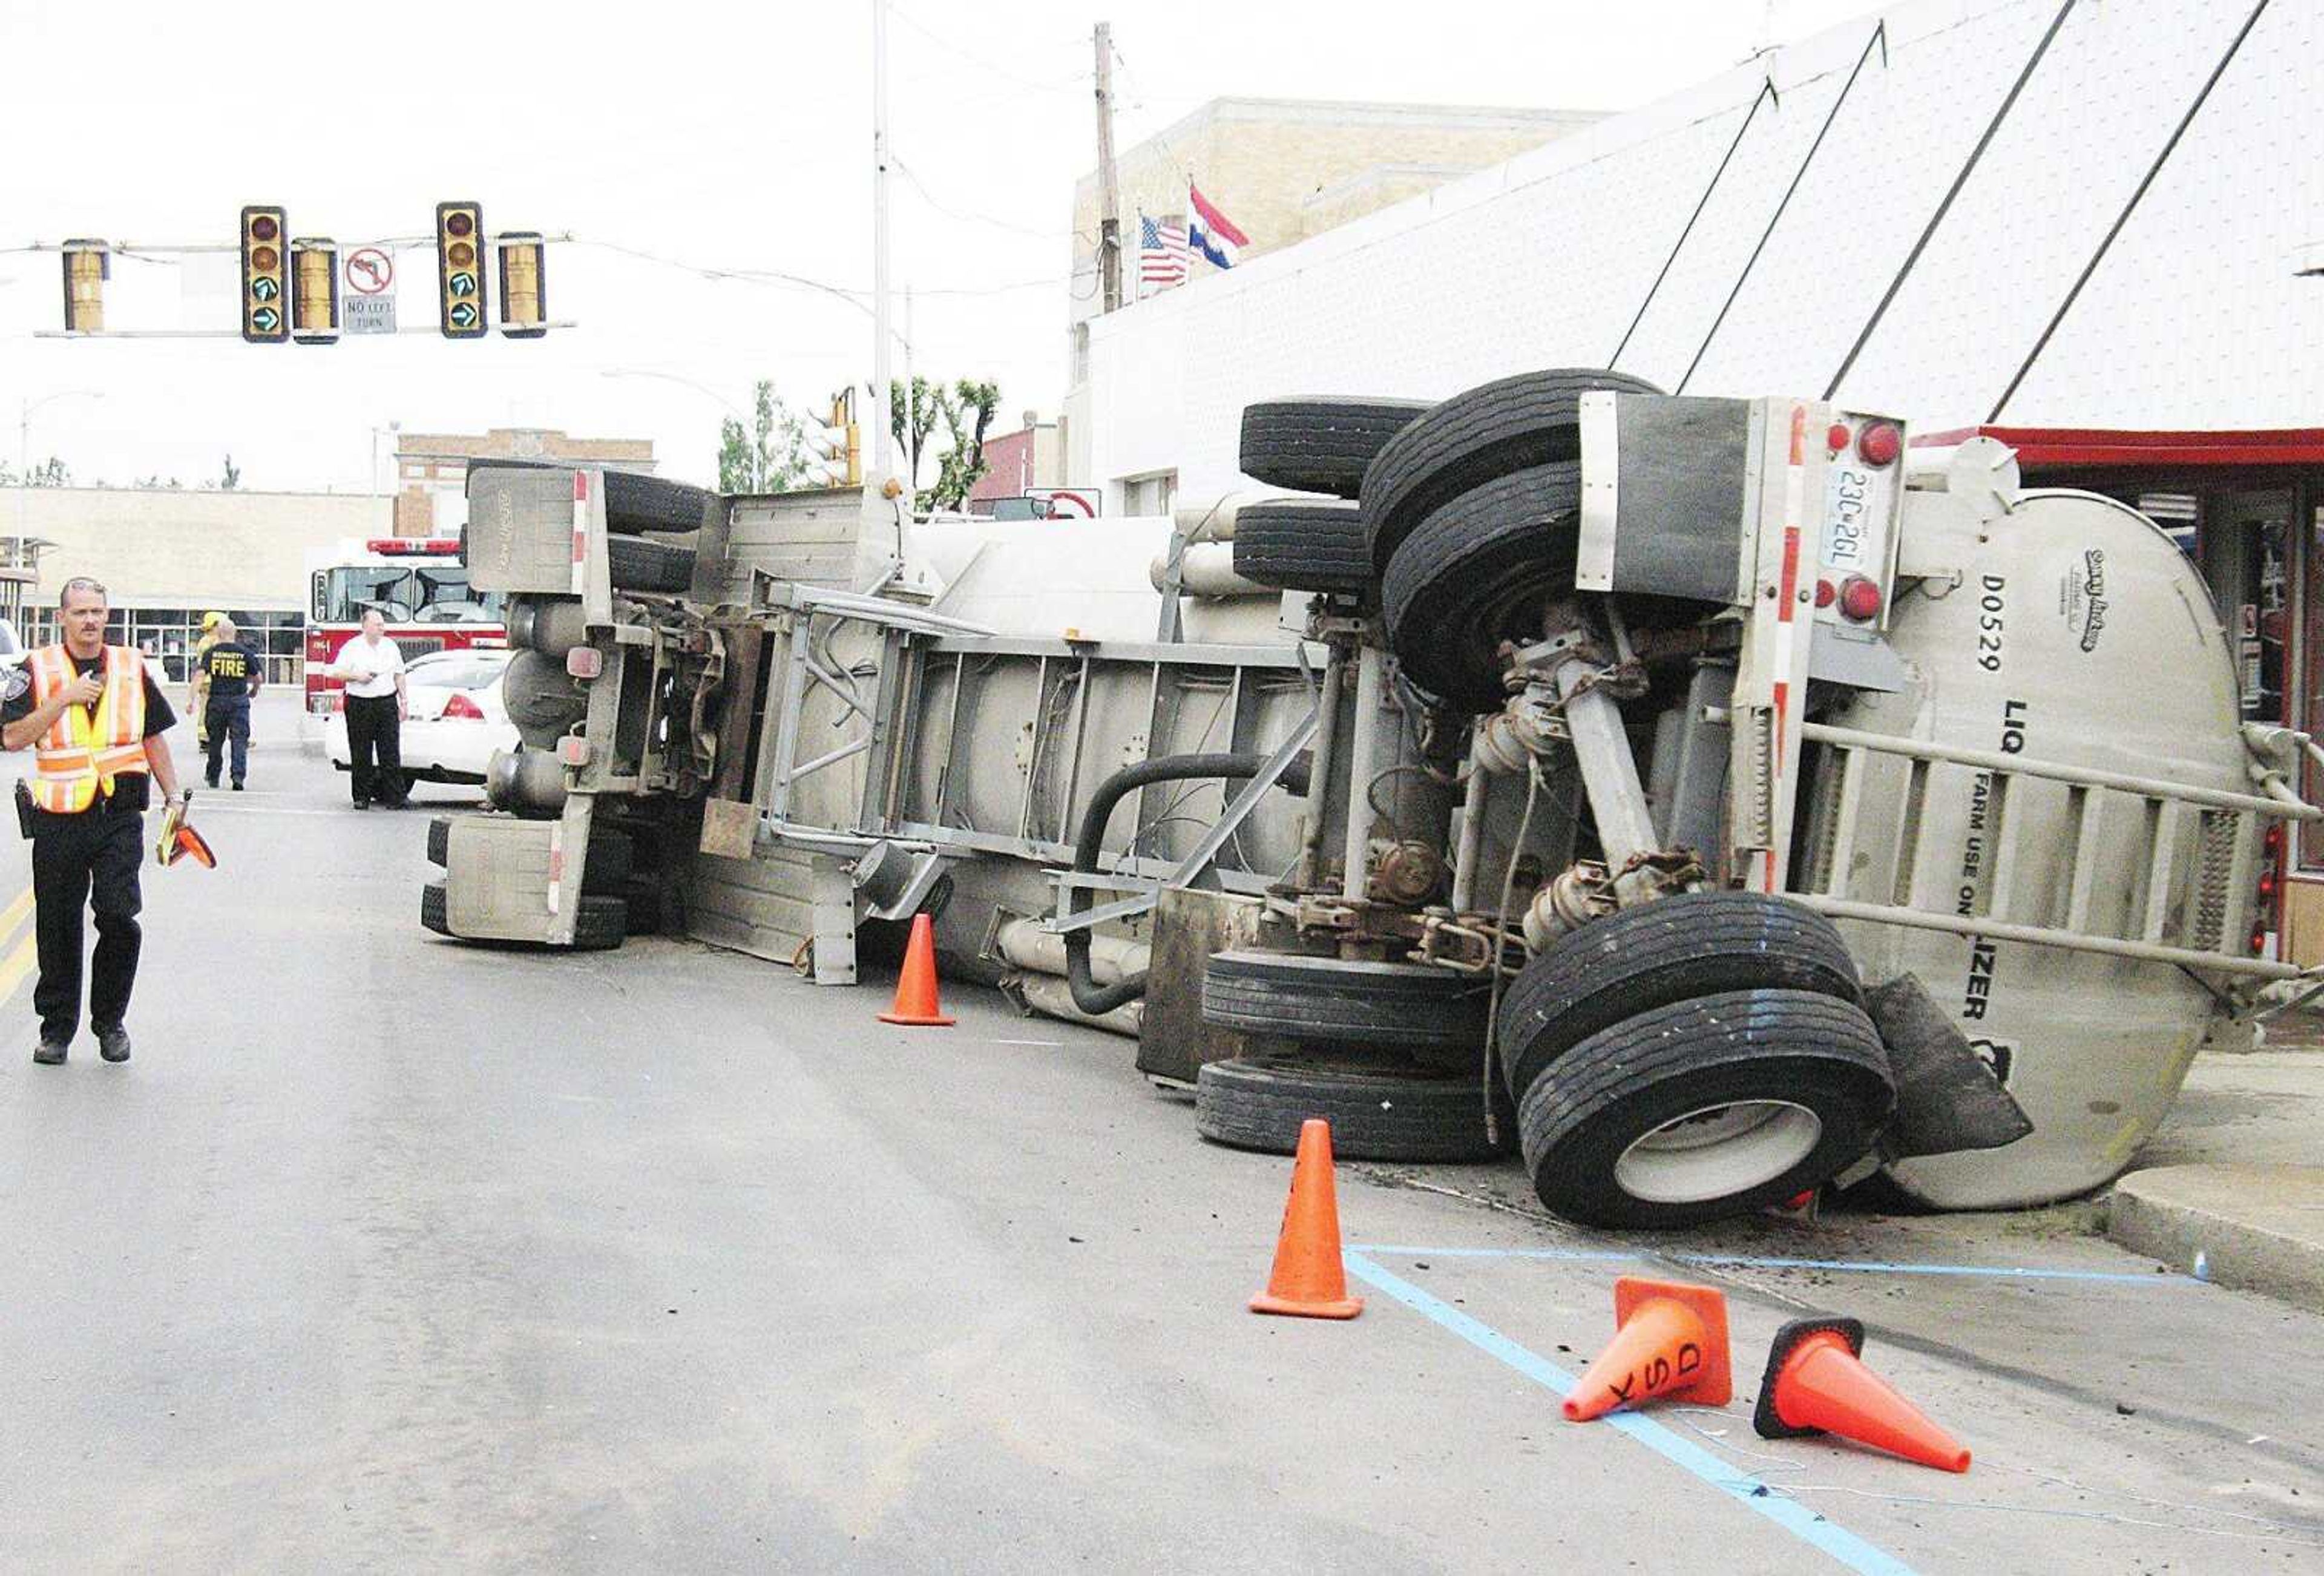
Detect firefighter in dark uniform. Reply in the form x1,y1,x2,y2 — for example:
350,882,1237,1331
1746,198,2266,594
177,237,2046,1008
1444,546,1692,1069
2,576,185,1065
197,616,261,790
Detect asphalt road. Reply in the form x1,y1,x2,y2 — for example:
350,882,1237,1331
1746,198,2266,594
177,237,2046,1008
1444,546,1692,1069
2,698,2322,1572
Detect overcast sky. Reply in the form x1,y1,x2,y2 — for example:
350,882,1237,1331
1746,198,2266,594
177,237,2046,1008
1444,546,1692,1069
0,0,1876,494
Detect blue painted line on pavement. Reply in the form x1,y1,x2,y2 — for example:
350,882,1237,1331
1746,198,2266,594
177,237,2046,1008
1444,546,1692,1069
1342,1250,1920,1576
1349,1244,2191,1285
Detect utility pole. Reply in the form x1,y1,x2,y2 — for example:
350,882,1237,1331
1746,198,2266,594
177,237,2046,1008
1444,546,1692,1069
872,0,896,475
1094,21,1122,314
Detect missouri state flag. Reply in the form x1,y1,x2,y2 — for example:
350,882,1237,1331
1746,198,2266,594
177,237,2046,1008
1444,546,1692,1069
1186,183,1249,269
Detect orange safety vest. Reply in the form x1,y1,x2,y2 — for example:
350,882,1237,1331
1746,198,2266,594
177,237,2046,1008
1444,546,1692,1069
27,644,150,814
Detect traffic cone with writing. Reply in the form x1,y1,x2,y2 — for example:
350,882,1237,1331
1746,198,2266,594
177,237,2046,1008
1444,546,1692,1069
878,913,956,1026
1753,1318,1971,1473
1249,1118,1363,1319
1563,1276,1732,1421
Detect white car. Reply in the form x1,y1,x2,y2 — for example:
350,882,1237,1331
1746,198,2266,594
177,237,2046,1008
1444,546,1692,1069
326,648,517,789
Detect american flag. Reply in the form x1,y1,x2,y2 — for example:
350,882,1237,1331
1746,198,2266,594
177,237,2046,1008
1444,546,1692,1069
1138,214,1190,294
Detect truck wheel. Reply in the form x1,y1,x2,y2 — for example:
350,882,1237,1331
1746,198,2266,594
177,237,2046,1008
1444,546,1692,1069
1238,396,1429,499
1202,950,1487,1051
502,649,589,749
607,535,695,594
1382,462,1581,710
1196,1052,1514,1162
1229,502,1373,596
426,815,454,867
1362,368,1661,572
469,459,715,534
1517,988,1894,1228
1499,891,1860,1100
572,895,627,951
420,879,451,936
507,597,589,659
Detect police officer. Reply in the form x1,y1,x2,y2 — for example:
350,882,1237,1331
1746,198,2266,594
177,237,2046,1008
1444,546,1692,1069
2,576,185,1066
197,616,261,790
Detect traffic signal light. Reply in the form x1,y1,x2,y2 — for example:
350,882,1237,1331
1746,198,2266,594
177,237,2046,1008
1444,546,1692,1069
435,201,488,338
239,205,290,343
59,238,109,333
806,390,862,487
290,237,339,345
497,231,547,338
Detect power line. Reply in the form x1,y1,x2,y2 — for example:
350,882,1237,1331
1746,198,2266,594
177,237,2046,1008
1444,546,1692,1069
891,156,1078,242
888,5,1089,94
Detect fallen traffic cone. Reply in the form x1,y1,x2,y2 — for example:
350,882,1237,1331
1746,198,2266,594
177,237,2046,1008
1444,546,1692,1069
1563,1276,1732,1420
878,913,956,1026
1753,1317,1971,1473
1249,1118,1362,1319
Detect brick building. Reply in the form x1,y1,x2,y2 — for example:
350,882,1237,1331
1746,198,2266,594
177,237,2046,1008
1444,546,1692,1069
964,413,1065,515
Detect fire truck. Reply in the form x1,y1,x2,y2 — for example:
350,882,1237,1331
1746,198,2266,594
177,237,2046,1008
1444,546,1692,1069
302,536,505,729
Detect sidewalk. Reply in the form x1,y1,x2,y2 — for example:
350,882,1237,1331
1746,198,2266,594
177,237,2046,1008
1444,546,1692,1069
2106,1013,2324,1309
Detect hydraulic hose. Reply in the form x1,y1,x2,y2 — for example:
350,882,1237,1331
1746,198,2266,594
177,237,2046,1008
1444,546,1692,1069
1066,750,1312,1016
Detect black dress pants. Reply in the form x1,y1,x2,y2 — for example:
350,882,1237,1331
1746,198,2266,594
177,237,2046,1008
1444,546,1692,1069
344,693,406,806
31,806,143,1042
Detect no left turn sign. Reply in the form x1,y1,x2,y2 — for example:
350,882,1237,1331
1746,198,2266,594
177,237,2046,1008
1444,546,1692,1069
346,247,394,296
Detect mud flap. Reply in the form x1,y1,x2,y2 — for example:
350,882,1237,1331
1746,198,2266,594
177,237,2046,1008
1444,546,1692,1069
1862,973,2034,1161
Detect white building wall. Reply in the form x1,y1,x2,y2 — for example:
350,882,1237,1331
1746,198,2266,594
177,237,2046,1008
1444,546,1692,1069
1081,0,2323,504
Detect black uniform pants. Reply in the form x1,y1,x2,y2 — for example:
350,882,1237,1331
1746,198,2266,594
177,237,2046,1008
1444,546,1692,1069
344,693,405,806
205,696,250,786
31,806,143,1042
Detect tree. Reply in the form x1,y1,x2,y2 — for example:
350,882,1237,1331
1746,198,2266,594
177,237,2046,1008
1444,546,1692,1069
928,379,1000,512
6,456,74,488
716,380,815,494
220,453,241,490
134,474,183,490
879,376,945,498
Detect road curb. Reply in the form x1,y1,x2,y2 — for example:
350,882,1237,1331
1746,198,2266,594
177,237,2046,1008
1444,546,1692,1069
2107,1163,2324,1312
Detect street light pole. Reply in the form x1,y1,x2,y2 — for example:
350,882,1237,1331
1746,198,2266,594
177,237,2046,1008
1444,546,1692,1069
872,0,894,478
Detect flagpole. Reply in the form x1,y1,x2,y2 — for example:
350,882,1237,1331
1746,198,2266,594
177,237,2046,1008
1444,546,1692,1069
872,0,895,476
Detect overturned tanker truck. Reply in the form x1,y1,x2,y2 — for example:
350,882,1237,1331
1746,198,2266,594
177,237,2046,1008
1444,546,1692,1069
430,371,2324,1227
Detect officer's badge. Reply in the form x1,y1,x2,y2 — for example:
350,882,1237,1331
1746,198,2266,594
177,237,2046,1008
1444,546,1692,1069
1,666,28,703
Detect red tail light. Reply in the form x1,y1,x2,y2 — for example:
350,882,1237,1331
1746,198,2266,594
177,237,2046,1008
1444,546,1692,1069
1814,579,1836,609
1838,576,1882,622
442,692,485,720
1856,421,1902,467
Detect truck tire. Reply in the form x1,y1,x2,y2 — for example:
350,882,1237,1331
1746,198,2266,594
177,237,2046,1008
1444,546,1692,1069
421,879,451,936
507,597,589,659
607,535,695,594
1238,396,1429,499
572,895,627,951
1229,502,1373,596
1195,1052,1514,1162
1382,462,1581,710
1499,891,1861,1100
1202,950,1487,1051
468,459,714,534
503,649,589,749
1361,368,1662,571
1517,988,1894,1228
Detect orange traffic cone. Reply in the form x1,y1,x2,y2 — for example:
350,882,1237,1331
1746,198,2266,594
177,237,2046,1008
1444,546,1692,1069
1563,1276,1732,1421
878,913,956,1026
1249,1118,1363,1319
1753,1318,1971,1473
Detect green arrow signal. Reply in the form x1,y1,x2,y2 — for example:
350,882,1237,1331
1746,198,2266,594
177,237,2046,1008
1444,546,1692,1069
448,302,479,330
448,272,478,298
250,275,280,302
251,305,282,333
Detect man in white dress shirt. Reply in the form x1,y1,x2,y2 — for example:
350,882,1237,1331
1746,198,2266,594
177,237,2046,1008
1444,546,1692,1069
332,608,410,810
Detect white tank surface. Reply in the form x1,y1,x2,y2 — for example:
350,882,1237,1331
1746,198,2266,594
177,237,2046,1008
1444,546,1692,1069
1817,487,2256,1209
